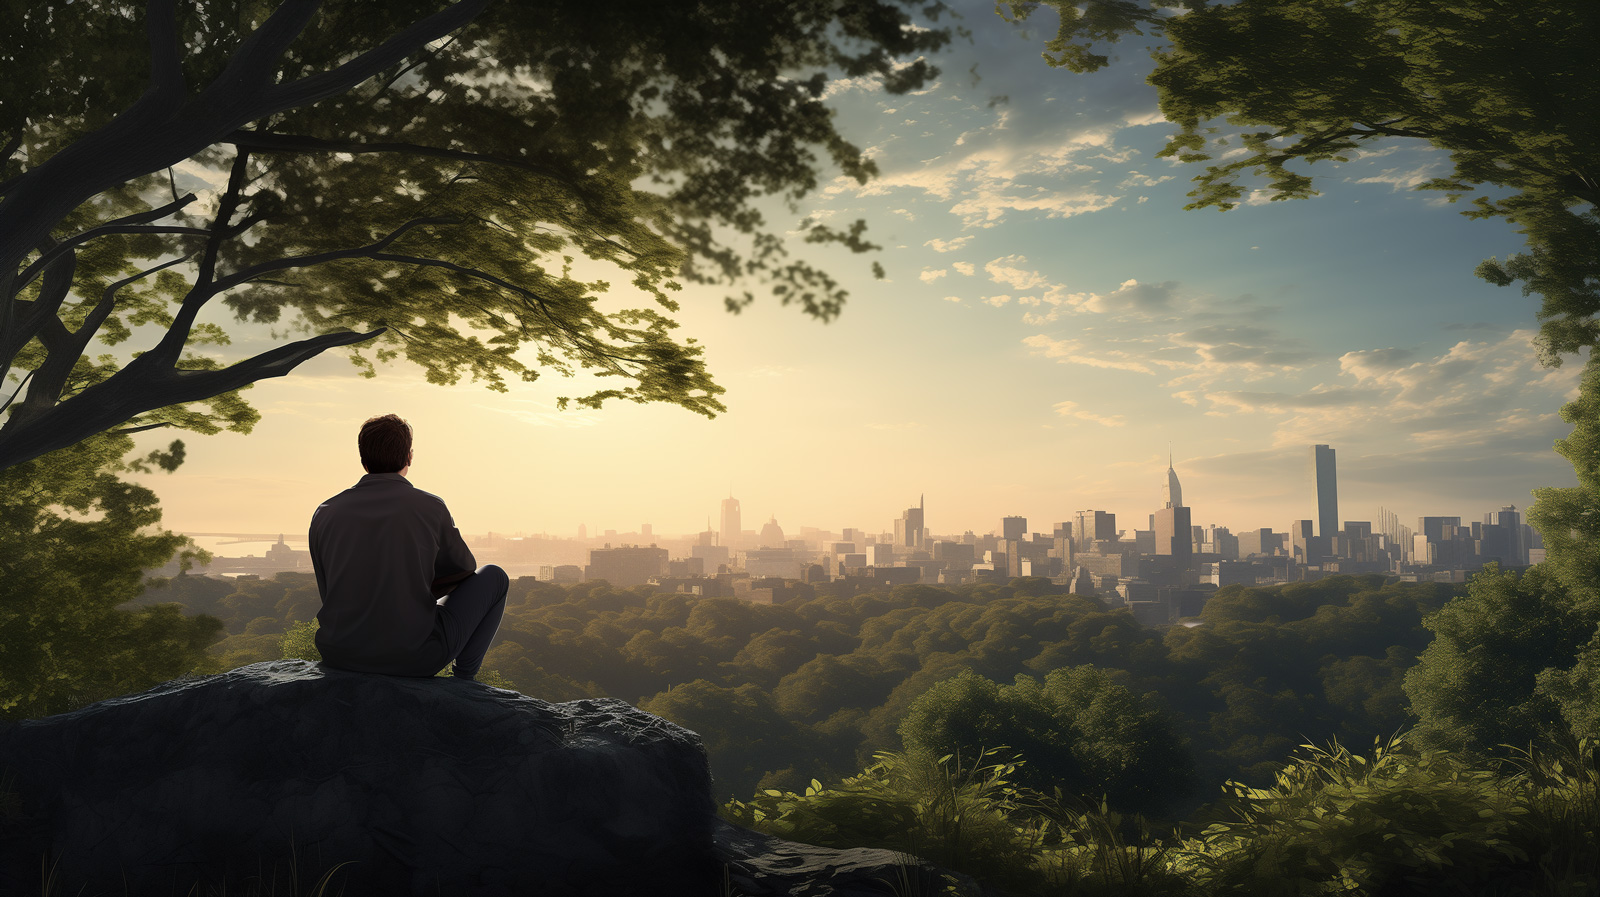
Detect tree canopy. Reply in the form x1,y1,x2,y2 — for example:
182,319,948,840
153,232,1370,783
0,432,221,720
0,0,955,470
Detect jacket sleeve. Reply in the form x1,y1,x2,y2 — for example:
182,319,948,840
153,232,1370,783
435,511,477,579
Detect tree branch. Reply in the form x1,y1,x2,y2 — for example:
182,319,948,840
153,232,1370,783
143,0,186,110
0,327,385,471
262,0,493,114
194,151,251,291
213,216,454,291
0,131,21,168
78,253,198,343
226,130,575,184
205,0,325,104
4,242,80,421
111,422,175,435
366,251,649,371
374,34,459,97
12,196,203,299
0,369,32,418
149,216,451,368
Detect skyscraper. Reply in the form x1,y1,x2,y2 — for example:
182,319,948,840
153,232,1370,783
1073,510,1117,546
902,495,928,546
1312,444,1338,539
1154,506,1192,561
1496,505,1527,565
898,494,926,549
1164,450,1183,509
720,495,741,549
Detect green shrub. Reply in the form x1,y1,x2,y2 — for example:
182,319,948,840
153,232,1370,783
726,747,1048,892
1189,735,1530,896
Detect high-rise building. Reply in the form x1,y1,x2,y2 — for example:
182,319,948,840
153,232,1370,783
1073,510,1117,546
1312,445,1338,538
1001,516,1027,541
1154,506,1192,561
1495,505,1527,565
1290,519,1315,562
720,495,742,549
1239,527,1277,557
897,495,926,549
1165,451,1184,509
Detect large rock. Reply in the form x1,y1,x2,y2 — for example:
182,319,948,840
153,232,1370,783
0,661,992,897
0,660,720,896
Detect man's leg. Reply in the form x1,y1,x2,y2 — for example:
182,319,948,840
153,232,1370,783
435,564,510,680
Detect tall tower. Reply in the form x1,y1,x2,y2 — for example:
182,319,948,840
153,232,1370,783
1312,445,1338,538
720,494,742,549
899,494,925,549
1164,448,1184,509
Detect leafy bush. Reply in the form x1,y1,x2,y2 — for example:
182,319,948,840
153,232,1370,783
726,747,1049,892
1190,736,1530,896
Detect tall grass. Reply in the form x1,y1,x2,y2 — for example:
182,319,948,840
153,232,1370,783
727,734,1600,897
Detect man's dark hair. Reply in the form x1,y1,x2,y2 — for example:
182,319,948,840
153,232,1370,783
359,414,413,473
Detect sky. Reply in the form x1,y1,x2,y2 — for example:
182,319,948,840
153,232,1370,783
126,6,1582,542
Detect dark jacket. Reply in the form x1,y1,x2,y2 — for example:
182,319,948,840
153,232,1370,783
309,473,475,674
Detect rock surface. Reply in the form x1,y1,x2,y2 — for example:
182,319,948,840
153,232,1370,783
714,818,988,897
0,660,718,896
0,660,989,897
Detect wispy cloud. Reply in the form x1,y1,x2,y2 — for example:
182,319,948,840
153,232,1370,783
1053,400,1128,427
1184,331,1581,452
1023,334,1155,374
924,236,974,253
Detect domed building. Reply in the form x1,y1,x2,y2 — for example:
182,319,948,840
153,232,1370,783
759,516,786,549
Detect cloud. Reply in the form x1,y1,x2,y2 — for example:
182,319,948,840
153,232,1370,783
1162,321,1315,382
920,268,949,283
1200,387,1382,413
1350,164,1448,192
1023,334,1155,374
984,294,1013,307
815,55,1157,230
1053,400,1127,427
952,261,976,276
924,236,973,253
1186,330,1582,454
1081,278,1178,315
984,254,1052,291
1117,172,1174,189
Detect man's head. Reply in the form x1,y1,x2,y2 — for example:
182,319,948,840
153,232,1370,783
358,414,413,474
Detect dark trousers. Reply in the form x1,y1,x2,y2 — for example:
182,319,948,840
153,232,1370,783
434,564,509,679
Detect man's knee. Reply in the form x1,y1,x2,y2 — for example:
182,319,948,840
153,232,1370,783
479,564,509,593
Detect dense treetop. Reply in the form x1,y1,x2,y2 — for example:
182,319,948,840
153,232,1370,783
0,0,954,469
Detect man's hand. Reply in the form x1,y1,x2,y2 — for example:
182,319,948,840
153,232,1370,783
431,570,473,598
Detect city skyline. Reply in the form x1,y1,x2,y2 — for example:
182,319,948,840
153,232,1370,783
180,448,1537,547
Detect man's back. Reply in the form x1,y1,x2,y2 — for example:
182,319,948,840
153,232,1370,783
309,472,476,674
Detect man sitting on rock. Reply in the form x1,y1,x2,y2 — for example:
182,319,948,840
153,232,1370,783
309,413,508,680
